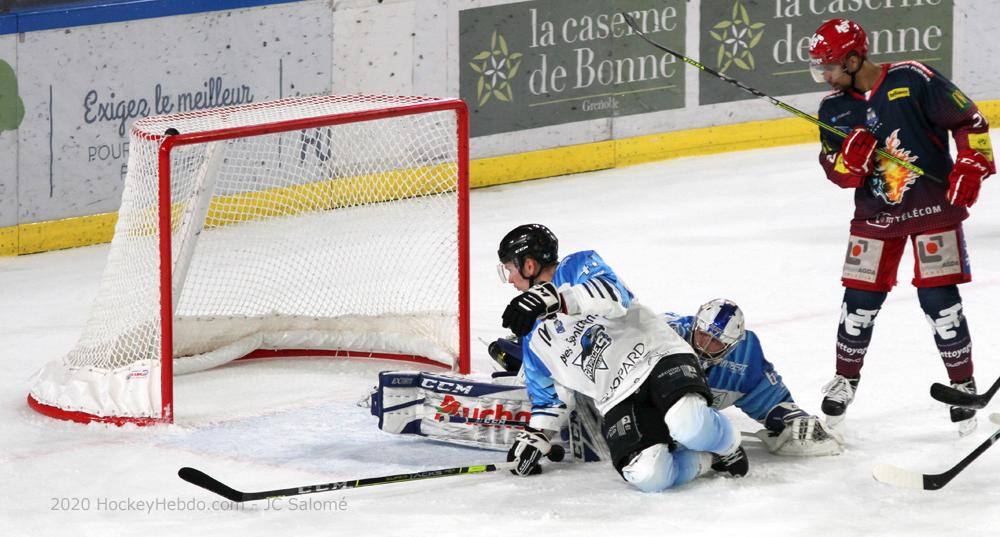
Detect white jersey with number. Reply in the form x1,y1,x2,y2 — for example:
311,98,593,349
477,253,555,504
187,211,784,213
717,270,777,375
521,251,695,430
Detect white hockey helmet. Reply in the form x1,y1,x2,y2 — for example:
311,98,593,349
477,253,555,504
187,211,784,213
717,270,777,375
692,299,745,365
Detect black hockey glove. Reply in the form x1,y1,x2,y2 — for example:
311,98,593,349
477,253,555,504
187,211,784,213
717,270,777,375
488,336,523,373
507,427,552,476
502,282,563,337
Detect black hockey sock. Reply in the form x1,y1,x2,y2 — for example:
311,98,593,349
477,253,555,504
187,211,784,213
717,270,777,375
835,288,887,377
918,285,973,382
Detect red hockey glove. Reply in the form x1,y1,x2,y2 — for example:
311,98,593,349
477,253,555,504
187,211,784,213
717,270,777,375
948,150,991,208
840,128,878,177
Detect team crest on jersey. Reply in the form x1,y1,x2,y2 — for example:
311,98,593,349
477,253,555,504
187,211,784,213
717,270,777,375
573,325,611,382
870,129,919,205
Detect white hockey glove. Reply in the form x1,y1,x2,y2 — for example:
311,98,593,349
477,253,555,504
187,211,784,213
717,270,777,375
507,427,552,476
755,415,844,457
502,282,563,337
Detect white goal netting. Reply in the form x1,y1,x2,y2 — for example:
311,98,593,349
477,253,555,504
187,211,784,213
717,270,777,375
29,95,468,423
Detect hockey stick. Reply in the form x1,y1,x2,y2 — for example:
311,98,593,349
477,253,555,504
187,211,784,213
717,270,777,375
929,375,1000,410
871,413,1000,490
179,462,516,503
620,13,942,184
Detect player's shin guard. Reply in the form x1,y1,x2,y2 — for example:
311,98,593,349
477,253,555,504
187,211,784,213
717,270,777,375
664,393,739,456
835,288,887,378
918,285,973,382
621,444,712,492
918,285,976,431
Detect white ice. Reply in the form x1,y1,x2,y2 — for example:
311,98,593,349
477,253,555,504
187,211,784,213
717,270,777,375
3,141,1000,536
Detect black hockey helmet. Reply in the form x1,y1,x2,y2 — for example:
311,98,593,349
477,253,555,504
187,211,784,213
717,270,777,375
497,224,558,273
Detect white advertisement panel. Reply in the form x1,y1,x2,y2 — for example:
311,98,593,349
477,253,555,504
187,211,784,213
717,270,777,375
0,34,20,229
15,1,332,223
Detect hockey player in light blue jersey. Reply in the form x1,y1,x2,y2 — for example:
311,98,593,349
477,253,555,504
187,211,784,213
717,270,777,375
496,224,748,492
665,300,843,457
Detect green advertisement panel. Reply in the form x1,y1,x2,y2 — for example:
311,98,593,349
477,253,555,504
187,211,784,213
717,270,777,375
699,0,953,105
460,0,686,138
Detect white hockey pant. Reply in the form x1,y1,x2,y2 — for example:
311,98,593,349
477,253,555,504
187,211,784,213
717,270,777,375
664,393,739,455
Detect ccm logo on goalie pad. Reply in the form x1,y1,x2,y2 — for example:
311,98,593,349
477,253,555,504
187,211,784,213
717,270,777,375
420,378,474,395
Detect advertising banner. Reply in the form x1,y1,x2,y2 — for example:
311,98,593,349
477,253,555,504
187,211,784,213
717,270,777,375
14,2,332,223
460,0,687,137
698,0,953,105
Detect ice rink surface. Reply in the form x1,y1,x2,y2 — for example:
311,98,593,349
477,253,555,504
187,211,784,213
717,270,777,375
2,141,999,536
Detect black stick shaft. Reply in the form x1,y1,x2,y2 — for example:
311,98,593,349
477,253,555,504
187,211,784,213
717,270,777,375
621,13,942,184
924,426,1000,490
179,462,515,503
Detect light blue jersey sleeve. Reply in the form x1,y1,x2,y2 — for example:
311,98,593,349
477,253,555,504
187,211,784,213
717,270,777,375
552,250,633,314
520,330,568,431
706,331,793,425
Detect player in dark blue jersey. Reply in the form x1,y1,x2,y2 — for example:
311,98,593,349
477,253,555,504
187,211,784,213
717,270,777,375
808,19,995,435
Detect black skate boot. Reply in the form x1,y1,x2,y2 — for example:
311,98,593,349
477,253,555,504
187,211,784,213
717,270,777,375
711,445,749,477
821,374,859,427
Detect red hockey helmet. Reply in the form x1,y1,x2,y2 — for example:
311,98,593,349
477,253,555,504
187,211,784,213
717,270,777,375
809,19,868,82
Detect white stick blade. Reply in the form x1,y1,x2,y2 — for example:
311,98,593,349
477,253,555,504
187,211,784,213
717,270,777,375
872,463,924,490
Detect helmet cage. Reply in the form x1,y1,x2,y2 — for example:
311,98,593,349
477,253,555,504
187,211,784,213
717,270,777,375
692,299,745,366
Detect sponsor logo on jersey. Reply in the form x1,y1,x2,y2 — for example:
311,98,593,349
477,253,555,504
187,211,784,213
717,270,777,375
601,344,648,403
716,360,748,375
553,319,565,334
870,129,920,205
433,394,531,426
865,205,944,229
887,87,910,101
950,89,972,111
830,110,852,123
572,325,611,382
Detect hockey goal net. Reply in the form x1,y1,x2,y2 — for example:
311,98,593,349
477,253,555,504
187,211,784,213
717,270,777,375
28,95,470,425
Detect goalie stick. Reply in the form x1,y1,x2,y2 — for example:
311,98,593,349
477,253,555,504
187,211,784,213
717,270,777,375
179,462,516,503
930,375,1000,410
620,12,942,185
871,413,1000,490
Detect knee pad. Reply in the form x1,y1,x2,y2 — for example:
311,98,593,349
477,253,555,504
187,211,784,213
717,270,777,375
917,285,961,317
840,288,887,336
622,445,713,492
621,443,675,492
664,393,710,441
665,393,737,454
918,285,968,342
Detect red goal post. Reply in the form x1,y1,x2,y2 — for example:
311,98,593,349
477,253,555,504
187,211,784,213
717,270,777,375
28,95,470,425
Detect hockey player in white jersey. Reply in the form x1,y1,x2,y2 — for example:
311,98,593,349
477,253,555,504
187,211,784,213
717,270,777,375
497,224,747,491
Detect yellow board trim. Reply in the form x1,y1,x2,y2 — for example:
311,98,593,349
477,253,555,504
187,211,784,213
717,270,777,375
4,99,999,256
